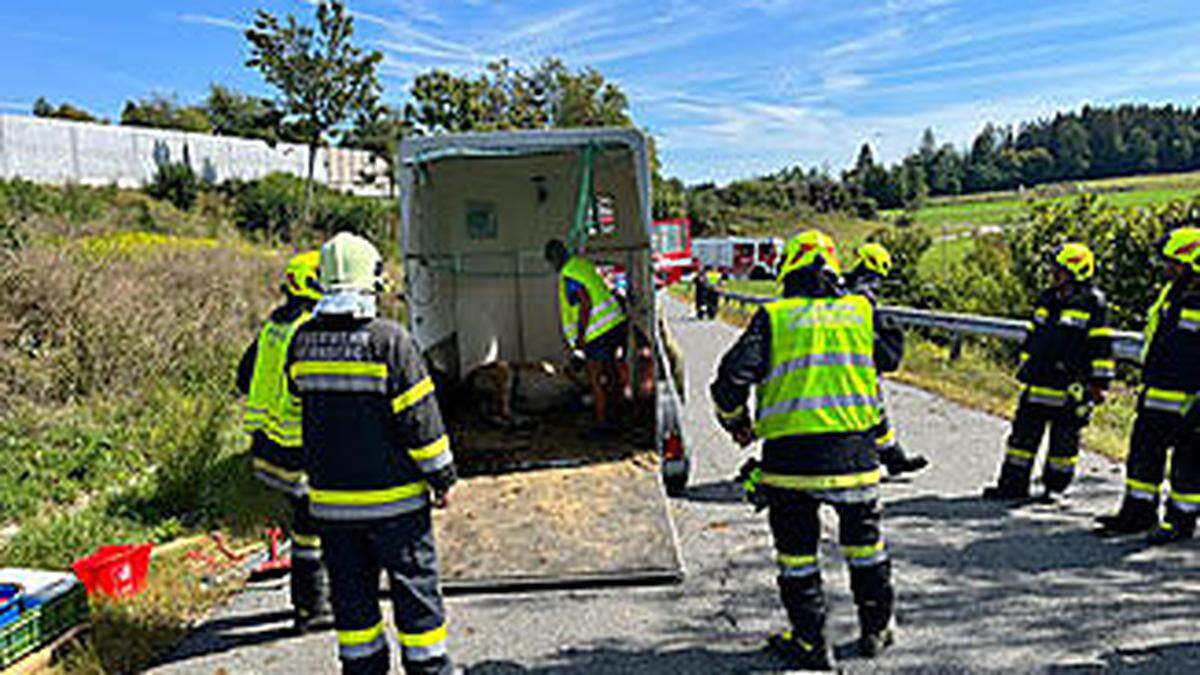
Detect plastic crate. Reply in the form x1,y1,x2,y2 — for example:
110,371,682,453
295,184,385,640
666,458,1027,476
72,544,152,599
0,584,22,629
0,580,88,669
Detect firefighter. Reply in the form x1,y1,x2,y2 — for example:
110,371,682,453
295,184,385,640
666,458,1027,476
844,243,929,478
1096,227,1200,543
700,265,725,319
236,250,331,633
544,239,631,435
288,233,455,675
980,243,1114,504
711,230,902,670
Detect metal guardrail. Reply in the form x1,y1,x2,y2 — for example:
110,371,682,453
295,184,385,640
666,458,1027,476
716,289,1146,364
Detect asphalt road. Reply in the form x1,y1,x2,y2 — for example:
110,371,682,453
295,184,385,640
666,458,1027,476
152,298,1200,674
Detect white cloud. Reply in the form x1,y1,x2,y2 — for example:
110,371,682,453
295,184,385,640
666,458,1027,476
1,101,29,112
177,13,246,31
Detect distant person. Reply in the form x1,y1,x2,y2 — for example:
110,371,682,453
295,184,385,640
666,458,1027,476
288,233,455,675
982,243,1114,504
236,251,331,634
545,239,631,437
844,243,928,478
711,230,902,670
1096,228,1200,543
700,265,725,319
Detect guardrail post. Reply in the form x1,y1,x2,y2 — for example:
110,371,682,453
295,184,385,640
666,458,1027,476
949,334,964,362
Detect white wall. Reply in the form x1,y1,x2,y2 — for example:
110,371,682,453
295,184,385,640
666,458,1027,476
0,114,388,195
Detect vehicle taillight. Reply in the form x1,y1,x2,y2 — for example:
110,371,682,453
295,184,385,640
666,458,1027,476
663,433,683,461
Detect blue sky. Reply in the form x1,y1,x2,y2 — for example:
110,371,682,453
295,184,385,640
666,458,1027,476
2,0,1199,183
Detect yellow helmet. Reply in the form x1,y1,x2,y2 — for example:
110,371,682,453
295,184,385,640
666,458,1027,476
284,250,322,301
320,232,384,293
1053,242,1095,282
855,242,893,278
1161,227,1200,273
778,230,840,282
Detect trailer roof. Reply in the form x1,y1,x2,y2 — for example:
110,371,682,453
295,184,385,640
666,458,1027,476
400,127,647,164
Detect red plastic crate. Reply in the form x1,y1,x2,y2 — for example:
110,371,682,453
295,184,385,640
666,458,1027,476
71,544,152,599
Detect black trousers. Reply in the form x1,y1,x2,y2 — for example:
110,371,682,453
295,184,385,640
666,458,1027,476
767,489,893,647
1120,405,1200,530
320,510,451,675
287,494,330,616
996,393,1090,494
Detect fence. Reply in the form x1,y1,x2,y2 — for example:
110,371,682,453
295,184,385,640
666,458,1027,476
716,289,1146,363
0,114,388,196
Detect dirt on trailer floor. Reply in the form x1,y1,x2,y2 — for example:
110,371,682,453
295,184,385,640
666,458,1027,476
433,451,680,586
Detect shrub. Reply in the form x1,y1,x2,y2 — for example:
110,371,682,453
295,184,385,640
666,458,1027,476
228,172,390,245
146,162,199,212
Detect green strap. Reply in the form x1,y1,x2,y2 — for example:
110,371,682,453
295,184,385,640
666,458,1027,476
567,143,597,253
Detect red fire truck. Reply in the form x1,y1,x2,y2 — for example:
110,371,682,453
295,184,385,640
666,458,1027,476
651,218,694,285
692,236,783,280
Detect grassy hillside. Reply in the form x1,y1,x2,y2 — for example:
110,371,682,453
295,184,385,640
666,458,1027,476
887,170,1200,233
0,178,398,672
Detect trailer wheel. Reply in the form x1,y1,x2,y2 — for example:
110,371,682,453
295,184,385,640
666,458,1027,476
663,471,689,497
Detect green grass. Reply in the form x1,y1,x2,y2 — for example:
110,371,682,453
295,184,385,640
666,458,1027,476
884,171,1200,233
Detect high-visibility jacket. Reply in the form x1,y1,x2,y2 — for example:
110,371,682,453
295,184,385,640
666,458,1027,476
243,309,311,495
705,270,723,287
1141,281,1200,415
559,256,625,346
754,295,881,440
1016,283,1114,407
288,315,456,523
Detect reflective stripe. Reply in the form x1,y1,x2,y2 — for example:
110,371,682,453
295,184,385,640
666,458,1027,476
1019,351,1030,363
1046,455,1079,467
293,546,322,560
845,541,888,568
399,625,448,661
393,377,434,414
876,428,897,449
1180,309,1200,332
777,553,819,578
409,435,453,472
1169,490,1200,504
1033,308,1049,324
311,481,427,506
758,393,880,421
292,361,388,394
716,404,745,420
1005,447,1034,467
765,352,875,382
1089,327,1116,338
252,459,307,496
293,533,321,548
1059,309,1090,327
1126,478,1161,500
760,469,881,491
338,622,387,660
1092,360,1116,378
1143,387,1197,414
1026,386,1068,407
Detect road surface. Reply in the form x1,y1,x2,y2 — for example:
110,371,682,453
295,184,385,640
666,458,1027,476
152,298,1200,674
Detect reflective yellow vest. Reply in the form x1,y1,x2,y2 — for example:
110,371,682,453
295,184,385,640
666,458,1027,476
244,312,311,450
755,295,881,439
559,256,625,346
705,270,722,286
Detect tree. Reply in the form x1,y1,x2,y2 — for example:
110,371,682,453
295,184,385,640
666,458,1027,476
32,97,99,123
1126,128,1158,173
342,104,411,198
246,0,383,227
1053,119,1091,179
121,94,212,133
205,84,299,145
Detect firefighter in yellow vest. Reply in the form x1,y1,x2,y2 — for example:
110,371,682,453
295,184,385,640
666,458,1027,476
545,238,631,436
1097,227,1200,543
711,230,903,670
236,251,331,633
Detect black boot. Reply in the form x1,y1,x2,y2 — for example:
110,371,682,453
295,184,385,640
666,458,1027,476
1095,499,1159,536
982,482,1029,501
292,556,333,634
859,627,895,658
767,631,834,671
882,447,929,478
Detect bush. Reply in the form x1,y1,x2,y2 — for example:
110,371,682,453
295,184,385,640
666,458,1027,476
146,162,199,212
228,172,390,245
854,197,878,220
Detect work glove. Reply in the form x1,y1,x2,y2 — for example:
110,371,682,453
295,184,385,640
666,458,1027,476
737,458,769,511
